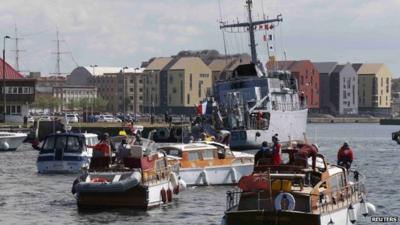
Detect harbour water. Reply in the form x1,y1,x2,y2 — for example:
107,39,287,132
0,123,398,225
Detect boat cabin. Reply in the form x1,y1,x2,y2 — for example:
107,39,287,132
226,147,365,224
37,133,98,162
159,143,253,168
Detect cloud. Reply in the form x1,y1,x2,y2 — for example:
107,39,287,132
0,0,398,76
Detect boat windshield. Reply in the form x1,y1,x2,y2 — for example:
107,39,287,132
42,136,56,153
65,136,82,153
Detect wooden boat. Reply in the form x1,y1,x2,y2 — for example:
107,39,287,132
36,132,98,173
159,142,254,185
221,146,376,225
72,145,184,209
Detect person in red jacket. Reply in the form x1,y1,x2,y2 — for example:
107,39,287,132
295,143,319,170
337,142,354,169
272,134,281,165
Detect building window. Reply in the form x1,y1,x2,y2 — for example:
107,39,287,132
130,79,134,84
190,73,193,91
139,88,143,92
130,88,134,92
169,76,173,83
180,80,184,104
187,94,190,105
198,81,203,98
173,88,177,94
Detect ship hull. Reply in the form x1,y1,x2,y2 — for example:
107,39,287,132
223,202,361,225
230,109,308,150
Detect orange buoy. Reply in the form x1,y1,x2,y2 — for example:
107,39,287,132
167,188,172,202
161,188,167,203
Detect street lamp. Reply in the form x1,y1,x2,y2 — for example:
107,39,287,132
89,64,98,75
2,35,10,123
121,66,129,121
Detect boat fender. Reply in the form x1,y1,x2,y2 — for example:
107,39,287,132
178,178,187,191
0,142,9,150
71,178,79,195
166,187,172,202
274,192,295,211
366,202,376,216
200,170,209,185
161,188,167,203
230,168,238,183
170,172,179,189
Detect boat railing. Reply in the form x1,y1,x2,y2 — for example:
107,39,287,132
311,170,366,214
226,190,275,211
142,166,173,184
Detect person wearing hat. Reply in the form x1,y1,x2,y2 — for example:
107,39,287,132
337,142,354,169
272,134,281,165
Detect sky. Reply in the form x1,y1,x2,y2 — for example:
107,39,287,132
0,0,399,76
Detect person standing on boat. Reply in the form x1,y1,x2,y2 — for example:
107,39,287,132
254,141,271,165
337,142,354,169
295,143,319,170
272,134,281,165
116,138,131,164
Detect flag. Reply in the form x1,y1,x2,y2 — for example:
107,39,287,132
269,34,273,41
265,24,269,30
201,101,208,115
197,104,202,115
270,24,274,29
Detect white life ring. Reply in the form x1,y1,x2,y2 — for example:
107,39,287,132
274,192,296,211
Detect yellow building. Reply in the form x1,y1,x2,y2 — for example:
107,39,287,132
142,57,173,113
168,57,212,114
355,63,392,116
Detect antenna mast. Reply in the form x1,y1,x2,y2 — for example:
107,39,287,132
52,29,69,76
219,0,282,64
11,24,25,73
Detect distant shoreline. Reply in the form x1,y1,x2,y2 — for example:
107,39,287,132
307,116,381,123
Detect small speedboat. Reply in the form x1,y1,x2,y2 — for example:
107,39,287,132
36,132,98,173
0,131,27,151
159,142,254,186
72,145,184,209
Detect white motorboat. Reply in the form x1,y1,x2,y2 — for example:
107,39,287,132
72,146,184,209
159,142,254,186
0,131,27,151
36,132,98,173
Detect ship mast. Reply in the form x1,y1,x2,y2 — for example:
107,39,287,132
220,0,282,65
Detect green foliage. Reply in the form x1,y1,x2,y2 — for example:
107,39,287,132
392,78,400,93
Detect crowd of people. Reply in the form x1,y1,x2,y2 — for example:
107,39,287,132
254,134,354,170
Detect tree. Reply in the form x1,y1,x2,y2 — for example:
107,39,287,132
93,97,108,112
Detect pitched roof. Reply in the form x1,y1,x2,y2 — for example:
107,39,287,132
0,58,24,79
169,57,208,70
208,59,232,72
332,65,345,74
267,60,295,71
289,60,315,71
144,57,173,71
313,62,338,74
82,66,144,76
357,63,384,75
352,63,363,72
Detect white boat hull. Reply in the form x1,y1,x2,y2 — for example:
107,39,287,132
37,159,90,174
180,164,253,186
0,132,27,151
320,202,361,225
230,109,308,149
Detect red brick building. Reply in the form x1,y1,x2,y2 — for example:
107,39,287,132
267,60,320,110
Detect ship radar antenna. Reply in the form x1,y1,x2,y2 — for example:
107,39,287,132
219,0,282,73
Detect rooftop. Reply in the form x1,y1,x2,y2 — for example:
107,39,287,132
0,58,24,79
